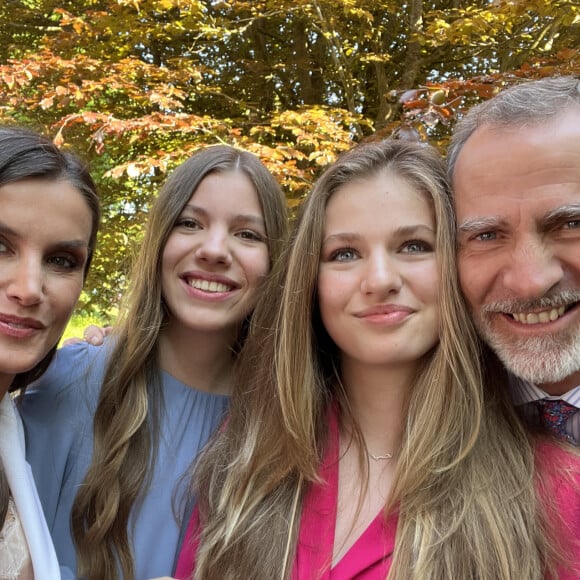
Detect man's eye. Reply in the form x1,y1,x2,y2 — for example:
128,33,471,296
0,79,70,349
475,231,497,241
565,220,580,229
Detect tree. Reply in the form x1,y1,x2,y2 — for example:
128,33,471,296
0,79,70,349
0,0,578,313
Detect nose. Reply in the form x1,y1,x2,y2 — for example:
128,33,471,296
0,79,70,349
5,257,44,306
195,228,232,267
360,252,402,296
502,238,563,299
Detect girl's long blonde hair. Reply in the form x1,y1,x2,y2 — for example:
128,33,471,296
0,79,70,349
70,145,288,580
193,139,553,579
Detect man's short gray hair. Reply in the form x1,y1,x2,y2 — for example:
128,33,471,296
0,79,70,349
447,75,580,179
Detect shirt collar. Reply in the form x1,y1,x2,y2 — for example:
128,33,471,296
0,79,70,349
509,375,580,408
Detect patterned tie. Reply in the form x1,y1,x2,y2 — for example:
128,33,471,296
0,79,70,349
535,399,577,442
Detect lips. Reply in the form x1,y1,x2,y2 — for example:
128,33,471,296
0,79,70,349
0,313,46,339
355,304,414,318
0,313,45,330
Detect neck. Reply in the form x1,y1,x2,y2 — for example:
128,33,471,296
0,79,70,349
340,360,414,456
157,322,236,395
539,370,580,396
0,374,13,401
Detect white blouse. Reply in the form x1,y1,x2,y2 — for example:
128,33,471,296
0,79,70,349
0,395,60,579
0,497,34,579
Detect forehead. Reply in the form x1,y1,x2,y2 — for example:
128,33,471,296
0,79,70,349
0,178,92,239
187,170,263,215
325,170,433,230
452,110,580,224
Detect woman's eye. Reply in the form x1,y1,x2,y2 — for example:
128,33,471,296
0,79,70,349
48,255,78,270
237,230,265,242
176,218,201,230
402,240,432,253
330,248,358,262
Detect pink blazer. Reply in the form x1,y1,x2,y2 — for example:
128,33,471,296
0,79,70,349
292,409,396,579
175,415,580,579
534,441,580,580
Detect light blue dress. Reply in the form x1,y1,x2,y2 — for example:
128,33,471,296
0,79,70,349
18,341,229,580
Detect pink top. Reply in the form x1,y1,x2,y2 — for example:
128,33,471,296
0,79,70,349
534,442,580,580
174,409,396,580
174,414,580,580
174,508,199,579
292,409,396,579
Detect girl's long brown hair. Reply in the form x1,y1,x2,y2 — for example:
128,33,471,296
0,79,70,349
70,146,288,580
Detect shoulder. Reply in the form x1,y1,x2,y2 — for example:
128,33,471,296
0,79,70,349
535,441,580,478
26,341,111,397
535,442,580,503
535,442,580,533
535,442,580,559
17,341,113,424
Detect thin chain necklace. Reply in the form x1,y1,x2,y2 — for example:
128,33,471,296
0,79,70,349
368,450,393,461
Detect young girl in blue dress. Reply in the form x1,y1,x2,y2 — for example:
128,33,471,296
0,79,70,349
20,145,288,580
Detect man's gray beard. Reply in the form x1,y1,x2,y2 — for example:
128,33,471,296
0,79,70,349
474,296,580,385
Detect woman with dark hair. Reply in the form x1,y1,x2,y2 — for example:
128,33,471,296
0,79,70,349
0,125,100,579
20,145,289,580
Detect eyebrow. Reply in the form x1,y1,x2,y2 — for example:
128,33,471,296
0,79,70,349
183,205,266,229
395,224,435,237
322,232,362,246
49,240,90,251
458,204,580,235
542,204,580,231
0,222,88,247
0,222,19,238
322,224,434,245
458,216,502,234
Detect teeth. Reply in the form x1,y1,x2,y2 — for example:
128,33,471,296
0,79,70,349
5,321,29,329
512,306,565,325
188,278,231,293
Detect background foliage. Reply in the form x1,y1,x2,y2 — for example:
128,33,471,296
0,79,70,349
1,0,578,316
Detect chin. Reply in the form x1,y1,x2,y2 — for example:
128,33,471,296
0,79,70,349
0,349,48,377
